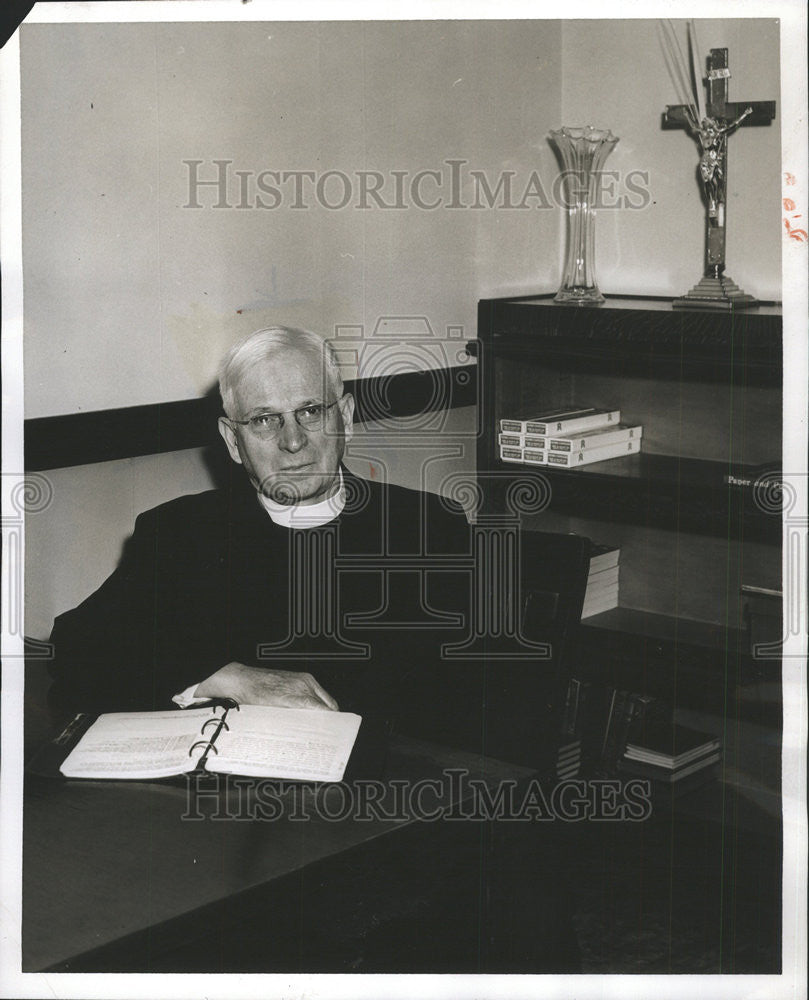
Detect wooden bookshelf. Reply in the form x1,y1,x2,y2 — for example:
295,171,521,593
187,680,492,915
481,453,779,542
473,294,783,709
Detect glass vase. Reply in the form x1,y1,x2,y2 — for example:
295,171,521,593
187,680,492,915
550,125,619,304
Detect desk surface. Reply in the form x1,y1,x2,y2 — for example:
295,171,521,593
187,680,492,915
23,731,533,972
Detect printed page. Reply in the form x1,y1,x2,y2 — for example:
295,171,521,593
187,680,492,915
59,708,220,779
209,706,362,782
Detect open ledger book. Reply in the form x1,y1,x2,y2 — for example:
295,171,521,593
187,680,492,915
59,703,362,782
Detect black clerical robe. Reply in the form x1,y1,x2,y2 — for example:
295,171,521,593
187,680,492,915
48,467,471,724
46,467,583,970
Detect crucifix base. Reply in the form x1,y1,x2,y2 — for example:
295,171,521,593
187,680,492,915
674,272,760,310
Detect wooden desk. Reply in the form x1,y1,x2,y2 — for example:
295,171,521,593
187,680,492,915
23,735,539,972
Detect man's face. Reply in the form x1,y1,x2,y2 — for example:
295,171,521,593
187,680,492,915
218,346,354,505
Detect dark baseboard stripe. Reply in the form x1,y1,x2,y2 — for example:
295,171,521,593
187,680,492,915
25,366,478,471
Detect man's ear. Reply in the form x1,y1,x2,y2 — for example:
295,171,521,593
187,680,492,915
339,393,355,443
218,417,244,465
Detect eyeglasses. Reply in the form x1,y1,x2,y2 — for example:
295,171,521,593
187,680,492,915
228,399,341,438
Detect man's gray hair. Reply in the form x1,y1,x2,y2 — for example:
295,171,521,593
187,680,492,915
219,326,344,418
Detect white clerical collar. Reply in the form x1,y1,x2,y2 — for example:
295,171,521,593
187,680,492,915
257,468,345,528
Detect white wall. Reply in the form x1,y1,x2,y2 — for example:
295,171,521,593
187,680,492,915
21,20,563,418
21,17,782,418
560,18,781,300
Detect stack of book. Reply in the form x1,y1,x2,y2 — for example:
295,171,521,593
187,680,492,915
581,543,620,619
498,407,642,468
618,721,721,797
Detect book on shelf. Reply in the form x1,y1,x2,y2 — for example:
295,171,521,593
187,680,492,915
585,565,619,594
581,583,619,619
547,424,643,454
595,689,666,773
741,583,782,603
618,750,721,784
500,406,621,436
56,702,363,782
742,583,782,620
573,685,661,772
639,762,722,801
623,739,721,770
581,553,620,617
500,445,523,463
545,437,641,468
597,688,721,798
588,543,620,574
623,720,720,771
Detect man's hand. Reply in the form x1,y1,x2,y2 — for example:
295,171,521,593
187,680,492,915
194,662,339,711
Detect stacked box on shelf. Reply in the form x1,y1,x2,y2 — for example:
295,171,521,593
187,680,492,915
545,436,640,467
500,407,621,436
498,407,642,468
547,423,642,454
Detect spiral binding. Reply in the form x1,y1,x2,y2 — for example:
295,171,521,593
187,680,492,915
201,716,229,734
186,699,239,770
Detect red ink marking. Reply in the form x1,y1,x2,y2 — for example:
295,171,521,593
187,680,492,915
784,186,807,242
784,172,796,185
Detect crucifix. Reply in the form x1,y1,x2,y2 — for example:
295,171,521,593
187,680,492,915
663,47,776,309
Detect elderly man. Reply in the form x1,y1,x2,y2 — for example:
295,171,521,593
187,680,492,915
46,326,582,973
48,327,470,723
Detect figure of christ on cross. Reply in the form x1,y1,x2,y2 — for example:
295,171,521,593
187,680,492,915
696,107,753,221
663,47,776,308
